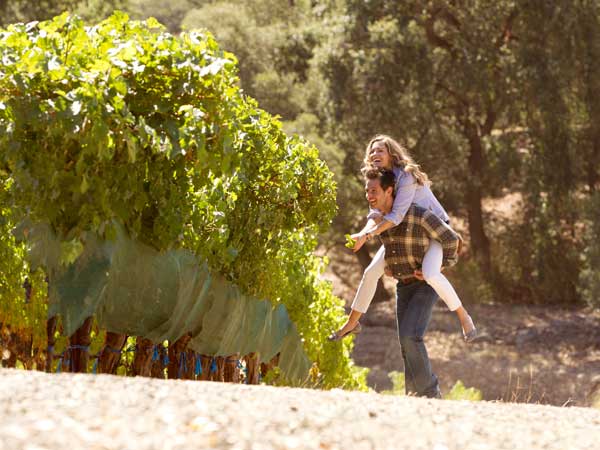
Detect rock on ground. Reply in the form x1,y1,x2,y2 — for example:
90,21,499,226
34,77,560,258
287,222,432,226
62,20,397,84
1,368,599,450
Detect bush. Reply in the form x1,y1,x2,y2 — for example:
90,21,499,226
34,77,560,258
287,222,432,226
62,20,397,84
381,370,406,395
444,380,483,401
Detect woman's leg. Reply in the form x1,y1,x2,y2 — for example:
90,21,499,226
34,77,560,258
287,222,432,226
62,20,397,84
351,245,386,313
421,240,461,311
422,240,476,338
330,246,386,339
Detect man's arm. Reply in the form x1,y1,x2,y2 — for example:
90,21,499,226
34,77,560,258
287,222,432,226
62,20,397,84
362,218,396,237
351,209,403,252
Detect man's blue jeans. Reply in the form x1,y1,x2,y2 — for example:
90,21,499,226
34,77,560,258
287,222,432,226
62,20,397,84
396,280,441,398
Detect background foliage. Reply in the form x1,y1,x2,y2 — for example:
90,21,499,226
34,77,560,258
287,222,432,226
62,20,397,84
141,0,599,308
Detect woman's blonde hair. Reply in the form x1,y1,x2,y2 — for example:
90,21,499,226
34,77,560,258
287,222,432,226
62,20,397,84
361,134,430,186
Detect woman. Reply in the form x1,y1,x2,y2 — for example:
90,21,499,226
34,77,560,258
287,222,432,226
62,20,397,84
329,135,477,342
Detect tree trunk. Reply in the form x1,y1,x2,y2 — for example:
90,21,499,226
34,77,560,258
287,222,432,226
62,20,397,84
354,245,388,303
8,331,33,369
182,349,196,380
45,316,58,372
132,337,154,377
198,354,214,381
587,126,600,192
584,33,600,193
260,354,280,379
224,354,241,383
97,332,128,374
33,347,45,371
167,333,192,379
210,356,225,382
68,316,93,373
465,124,492,276
150,344,167,379
244,353,260,385
3,330,17,368
5,345,17,368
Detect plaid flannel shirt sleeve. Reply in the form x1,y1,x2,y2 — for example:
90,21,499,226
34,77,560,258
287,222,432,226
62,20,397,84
421,212,462,267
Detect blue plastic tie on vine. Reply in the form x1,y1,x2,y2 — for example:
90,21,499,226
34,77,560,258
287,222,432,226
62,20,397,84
92,357,98,374
236,360,243,370
152,345,159,362
195,355,202,377
163,353,169,366
55,353,64,373
47,345,54,353
69,345,89,351
55,348,73,373
178,352,188,379
104,345,122,354
210,358,217,374
54,346,88,373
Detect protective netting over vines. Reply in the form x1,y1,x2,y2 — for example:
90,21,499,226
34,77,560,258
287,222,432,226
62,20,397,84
0,13,367,388
20,222,310,380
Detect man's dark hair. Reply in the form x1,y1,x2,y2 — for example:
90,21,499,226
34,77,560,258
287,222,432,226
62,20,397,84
364,168,396,192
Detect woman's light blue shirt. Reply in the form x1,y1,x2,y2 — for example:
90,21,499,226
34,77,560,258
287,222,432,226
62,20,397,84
367,166,449,225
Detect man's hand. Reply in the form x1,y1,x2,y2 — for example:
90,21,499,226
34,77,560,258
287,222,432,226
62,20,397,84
350,232,367,252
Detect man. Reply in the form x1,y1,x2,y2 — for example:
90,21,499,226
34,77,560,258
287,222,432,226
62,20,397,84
330,168,461,398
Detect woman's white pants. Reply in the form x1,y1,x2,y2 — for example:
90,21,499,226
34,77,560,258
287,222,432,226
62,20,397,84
350,240,462,313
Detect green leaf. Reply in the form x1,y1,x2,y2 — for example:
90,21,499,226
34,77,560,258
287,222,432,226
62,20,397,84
70,101,82,116
80,176,89,194
125,132,138,163
344,234,356,249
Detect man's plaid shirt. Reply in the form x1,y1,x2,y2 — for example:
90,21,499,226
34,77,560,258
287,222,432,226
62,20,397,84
378,204,462,283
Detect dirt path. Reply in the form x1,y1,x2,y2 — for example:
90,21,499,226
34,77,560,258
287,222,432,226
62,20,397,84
1,369,599,450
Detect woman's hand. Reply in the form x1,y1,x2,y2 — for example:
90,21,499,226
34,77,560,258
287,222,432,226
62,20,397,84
350,232,368,252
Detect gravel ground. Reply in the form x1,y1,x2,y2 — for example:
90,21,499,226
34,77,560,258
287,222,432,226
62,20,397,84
1,368,599,450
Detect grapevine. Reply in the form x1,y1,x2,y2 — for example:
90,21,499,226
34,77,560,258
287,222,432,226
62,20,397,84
0,12,367,389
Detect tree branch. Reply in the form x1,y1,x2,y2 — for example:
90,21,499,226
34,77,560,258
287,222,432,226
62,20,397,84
422,8,454,53
440,8,461,31
435,80,470,112
481,106,496,136
496,9,519,48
